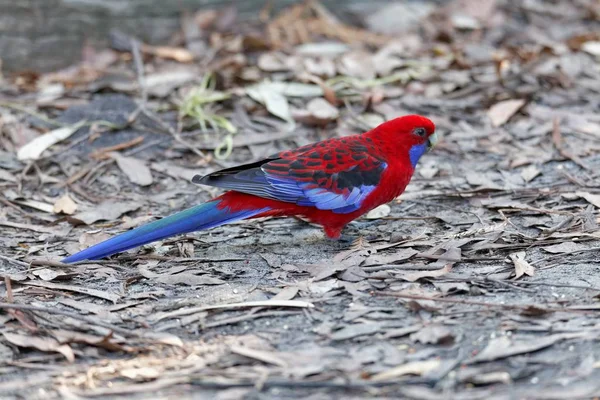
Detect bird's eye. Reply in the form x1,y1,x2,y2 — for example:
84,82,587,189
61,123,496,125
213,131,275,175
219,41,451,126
413,127,427,137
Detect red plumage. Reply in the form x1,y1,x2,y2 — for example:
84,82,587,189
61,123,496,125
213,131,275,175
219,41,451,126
212,114,437,239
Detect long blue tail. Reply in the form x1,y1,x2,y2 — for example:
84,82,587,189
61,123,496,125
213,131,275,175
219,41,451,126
62,200,269,263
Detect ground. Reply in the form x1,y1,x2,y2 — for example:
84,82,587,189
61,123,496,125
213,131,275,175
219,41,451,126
1,0,600,399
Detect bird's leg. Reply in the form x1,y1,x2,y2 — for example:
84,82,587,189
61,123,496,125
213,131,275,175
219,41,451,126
323,225,344,239
323,225,357,244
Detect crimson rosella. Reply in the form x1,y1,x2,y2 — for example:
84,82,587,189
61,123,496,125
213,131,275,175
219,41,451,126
62,115,437,263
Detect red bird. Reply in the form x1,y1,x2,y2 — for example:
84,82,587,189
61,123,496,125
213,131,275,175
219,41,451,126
63,115,437,263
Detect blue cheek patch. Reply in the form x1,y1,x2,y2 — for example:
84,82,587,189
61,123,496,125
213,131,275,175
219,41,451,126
408,143,428,168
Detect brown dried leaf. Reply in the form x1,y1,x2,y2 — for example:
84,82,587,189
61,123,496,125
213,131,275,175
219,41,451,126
576,191,600,209
487,99,525,127
257,52,289,72
31,268,71,281
71,201,140,225
363,248,418,266
337,51,376,80
22,281,120,303
365,204,391,219
272,286,299,301
371,359,441,381
3,331,75,362
53,194,78,215
410,325,455,345
330,323,382,341
138,263,225,286
230,345,288,367
111,153,153,186
50,330,127,352
292,98,339,126
541,242,586,254
0,168,17,182
470,334,573,363
510,252,534,279
520,165,541,183
17,122,84,161
398,264,452,282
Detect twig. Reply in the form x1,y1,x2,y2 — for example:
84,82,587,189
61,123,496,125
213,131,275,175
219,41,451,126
151,300,315,323
0,197,51,223
115,254,246,263
89,136,145,160
0,254,33,268
509,280,600,292
0,303,142,337
529,246,600,266
372,291,596,314
203,310,299,329
129,38,148,122
552,117,591,171
4,276,13,302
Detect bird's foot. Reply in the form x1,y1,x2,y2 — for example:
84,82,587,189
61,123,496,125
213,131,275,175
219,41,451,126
337,233,358,243
348,220,381,229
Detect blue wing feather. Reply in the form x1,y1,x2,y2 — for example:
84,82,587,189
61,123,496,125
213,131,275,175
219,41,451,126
195,151,386,214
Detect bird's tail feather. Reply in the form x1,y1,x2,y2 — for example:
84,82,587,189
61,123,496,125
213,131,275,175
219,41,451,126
62,200,269,263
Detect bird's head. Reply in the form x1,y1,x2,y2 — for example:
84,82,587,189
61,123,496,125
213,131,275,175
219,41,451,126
369,114,437,168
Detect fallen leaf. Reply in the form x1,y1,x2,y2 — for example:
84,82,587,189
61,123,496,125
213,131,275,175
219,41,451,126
120,367,161,381
0,168,17,182
3,331,75,362
292,98,339,126
432,281,470,295
111,153,153,186
510,252,534,279
79,231,112,249
31,268,70,281
371,359,441,381
398,264,452,282
363,248,418,266
365,2,434,35
330,323,382,341
22,281,120,303
50,329,127,352
150,162,197,181
469,334,574,363
118,215,156,229
230,345,288,367
410,325,455,345
257,52,289,72
365,204,391,219
451,14,481,30
53,194,78,215
296,262,348,281
13,199,55,213
272,286,299,301
542,242,586,254
487,99,525,127
138,264,225,286
576,191,600,209
520,165,541,183
295,42,350,57
337,51,376,80
581,41,600,57
144,69,197,97
71,201,140,225
17,122,85,161
246,82,292,122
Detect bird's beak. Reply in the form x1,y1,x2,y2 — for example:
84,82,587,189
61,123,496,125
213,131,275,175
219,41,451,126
427,132,439,151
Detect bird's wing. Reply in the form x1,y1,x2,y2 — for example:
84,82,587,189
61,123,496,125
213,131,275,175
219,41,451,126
193,141,386,214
